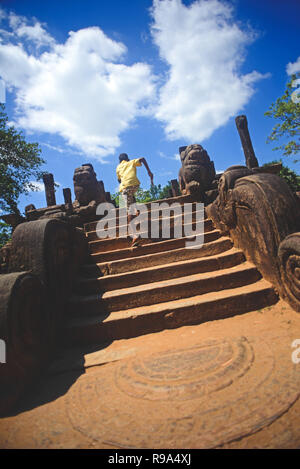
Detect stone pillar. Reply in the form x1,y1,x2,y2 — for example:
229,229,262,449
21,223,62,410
171,179,180,197
235,115,259,169
63,188,73,212
96,180,106,203
99,181,105,191
63,188,72,205
105,192,112,204
42,173,56,207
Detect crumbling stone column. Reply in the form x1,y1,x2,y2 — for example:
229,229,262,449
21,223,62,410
106,192,112,204
63,188,73,213
43,173,56,207
63,188,72,206
171,179,180,197
235,115,259,169
98,181,106,203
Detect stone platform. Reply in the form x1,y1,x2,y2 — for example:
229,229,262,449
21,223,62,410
1,300,300,449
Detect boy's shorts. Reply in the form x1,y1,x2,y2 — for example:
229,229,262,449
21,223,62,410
121,185,139,208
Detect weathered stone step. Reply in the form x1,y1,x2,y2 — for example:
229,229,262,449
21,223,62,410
68,262,261,316
82,236,234,277
84,197,201,233
88,218,213,253
86,206,204,241
90,229,221,262
76,248,245,295
65,279,278,346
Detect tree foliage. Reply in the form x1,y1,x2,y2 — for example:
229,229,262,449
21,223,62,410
111,182,172,207
262,160,300,192
0,221,12,249
0,103,45,216
265,74,300,162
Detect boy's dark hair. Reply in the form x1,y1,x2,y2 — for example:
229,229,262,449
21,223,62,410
119,153,129,162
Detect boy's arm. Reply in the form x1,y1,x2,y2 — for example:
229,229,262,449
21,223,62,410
139,158,154,185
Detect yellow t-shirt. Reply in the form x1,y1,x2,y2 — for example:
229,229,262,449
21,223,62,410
116,158,142,192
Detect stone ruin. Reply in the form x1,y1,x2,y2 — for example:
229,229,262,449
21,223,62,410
178,143,218,203
73,163,107,207
24,163,111,227
207,167,300,311
176,115,284,205
0,114,300,416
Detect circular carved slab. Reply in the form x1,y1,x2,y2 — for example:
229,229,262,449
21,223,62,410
64,336,300,448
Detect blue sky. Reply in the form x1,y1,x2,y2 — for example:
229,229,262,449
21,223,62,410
0,0,299,212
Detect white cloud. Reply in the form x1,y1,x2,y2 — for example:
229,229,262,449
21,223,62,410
287,57,300,75
16,22,55,48
0,12,156,161
150,0,267,143
158,150,180,161
0,2,269,160
7,11,54,48
41,142,65,153
0,43,39,88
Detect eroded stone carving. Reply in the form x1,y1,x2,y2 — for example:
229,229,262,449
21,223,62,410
278,233,300,312
8,219,88,306
0,272,47,415
73,164,106,206
0,218,90,415
15,164,109,227
207,167,300,311
178,144,216,199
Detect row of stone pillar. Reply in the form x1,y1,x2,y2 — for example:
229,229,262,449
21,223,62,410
42,175,110,208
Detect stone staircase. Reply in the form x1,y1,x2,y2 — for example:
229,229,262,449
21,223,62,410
64,195,278,347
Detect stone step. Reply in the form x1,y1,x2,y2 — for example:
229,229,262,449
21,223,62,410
88,218,213,253
68,262,262,316
86,206,204,241
82,236,234,277
84,197,201,233
65,279,278,346
89,229,221,261
76,248,245,295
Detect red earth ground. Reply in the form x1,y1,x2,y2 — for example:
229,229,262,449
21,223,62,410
1,299,300,449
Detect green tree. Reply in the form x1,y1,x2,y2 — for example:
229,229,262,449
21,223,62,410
0,103,45,247
262,160,300,192
0,103,45,215
0,221,12,248
265,73,300,162
111,182,172,207
135,182,172,203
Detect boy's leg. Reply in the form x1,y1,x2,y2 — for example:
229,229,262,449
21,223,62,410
122,186,141,246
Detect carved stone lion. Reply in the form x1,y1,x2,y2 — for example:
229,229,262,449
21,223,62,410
73,164,106,207
178,144,216,197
